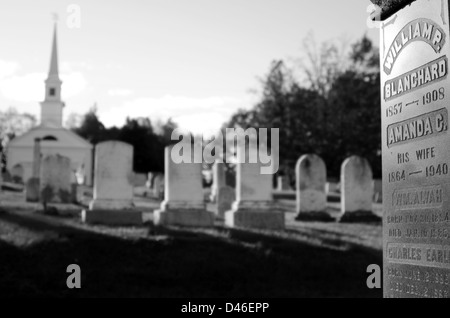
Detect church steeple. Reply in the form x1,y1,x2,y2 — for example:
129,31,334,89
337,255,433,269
48,24,60,80
41,20,64,127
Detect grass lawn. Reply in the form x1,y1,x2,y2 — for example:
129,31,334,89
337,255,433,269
0,188,382,298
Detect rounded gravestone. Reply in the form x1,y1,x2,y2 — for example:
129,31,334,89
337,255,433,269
295,154,332,221
340,156,380,223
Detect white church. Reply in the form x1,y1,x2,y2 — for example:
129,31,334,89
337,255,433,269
6,23,93,186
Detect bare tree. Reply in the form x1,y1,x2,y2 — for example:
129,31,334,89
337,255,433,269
296,32,350,98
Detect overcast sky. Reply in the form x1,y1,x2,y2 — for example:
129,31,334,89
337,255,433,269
0,0,378,136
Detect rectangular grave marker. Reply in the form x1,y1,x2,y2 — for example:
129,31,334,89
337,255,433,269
154,145,214,227
377,0,450,298
82,141,142,225
40,154,71,204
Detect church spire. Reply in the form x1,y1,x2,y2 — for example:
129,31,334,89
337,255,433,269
48,22,59,80
41,17,64,127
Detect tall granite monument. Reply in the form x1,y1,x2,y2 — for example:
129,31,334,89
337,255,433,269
373,0,450,298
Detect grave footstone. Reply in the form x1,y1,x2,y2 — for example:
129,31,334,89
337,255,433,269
295,154,332,221
374,0,450,297
154,145,214,227
82,141,142,225
340,156,380,222
26,138,41,202
225,145,284,230
40,154,71,204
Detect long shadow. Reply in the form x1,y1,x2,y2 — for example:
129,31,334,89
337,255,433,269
0,211,381,298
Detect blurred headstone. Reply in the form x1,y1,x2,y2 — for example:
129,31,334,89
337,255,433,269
225,145,284,230
340,156,379,222
295,154,332,221
376,0,450,297
154,145,214,227
82,141,142,225
40,154,71,204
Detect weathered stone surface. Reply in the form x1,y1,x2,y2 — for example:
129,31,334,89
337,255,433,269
89,141,134,210
380,0,450,297
295,154,330,221
341,156,373,213
40,154,71,204
225,146,284,230
154,145,214,227
84,141,141,225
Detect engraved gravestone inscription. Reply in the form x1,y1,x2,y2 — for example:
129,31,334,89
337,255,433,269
380,0,450,298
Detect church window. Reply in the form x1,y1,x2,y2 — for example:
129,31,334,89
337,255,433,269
42,135,58,141
49,88,56,96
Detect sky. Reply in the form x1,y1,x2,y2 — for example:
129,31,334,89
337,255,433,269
0,0,379,136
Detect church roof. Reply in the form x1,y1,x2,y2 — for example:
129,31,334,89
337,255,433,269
7,125,93,149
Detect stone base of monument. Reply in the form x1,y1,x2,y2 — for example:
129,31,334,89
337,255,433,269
224,201,285,230
338,210,381,223
154,201,215,227
82,199,142,225
82,209,143,226
89,199,134,210
25,177,40,202
296,211,335,222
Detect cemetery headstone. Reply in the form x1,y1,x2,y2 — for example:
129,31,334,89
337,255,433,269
340,156,380,222
40,154,71,204
225,145,284,230
210,161,226,202
374,0,450,297
82,141,142,225
295,154,332,221
154,145,214,227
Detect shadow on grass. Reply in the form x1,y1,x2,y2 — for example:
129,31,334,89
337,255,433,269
0,211,381,298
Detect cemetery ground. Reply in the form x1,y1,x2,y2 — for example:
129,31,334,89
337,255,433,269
0,186,382,298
